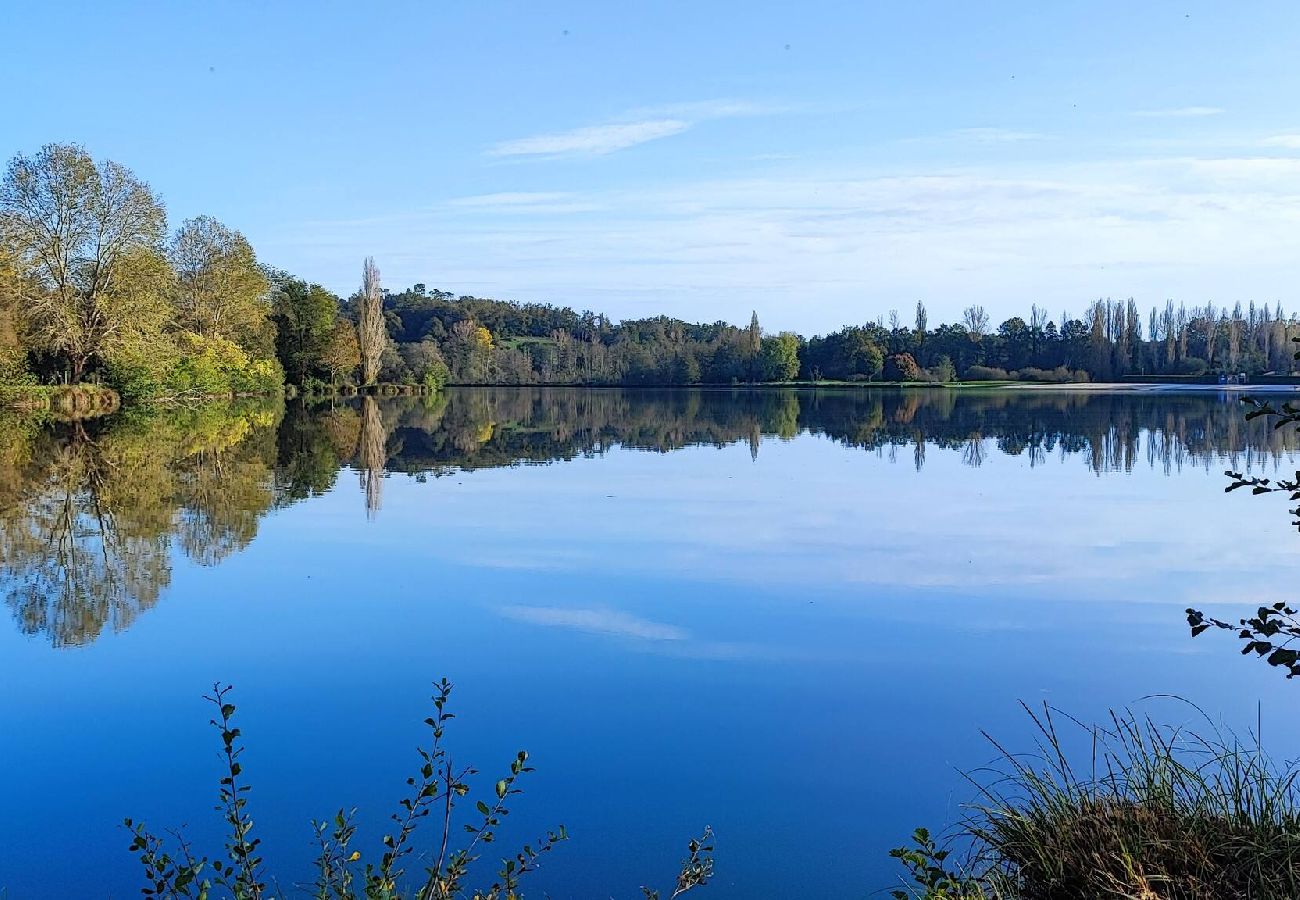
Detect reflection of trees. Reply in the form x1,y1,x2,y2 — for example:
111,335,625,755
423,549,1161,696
6,386,1299,646
0,402,281,647
0,429,170,647
358,397,387,519
348,387,1300,478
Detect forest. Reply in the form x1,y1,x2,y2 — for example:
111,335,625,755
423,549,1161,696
2,143,1296,399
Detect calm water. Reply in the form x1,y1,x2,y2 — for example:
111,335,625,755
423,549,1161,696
2,387,1299,898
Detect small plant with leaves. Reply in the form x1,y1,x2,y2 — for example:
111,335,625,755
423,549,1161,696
888,828,986,900
641,827,714,899
126,680,710,899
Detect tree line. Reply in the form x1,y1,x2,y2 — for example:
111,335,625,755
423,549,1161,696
3,143,1296,397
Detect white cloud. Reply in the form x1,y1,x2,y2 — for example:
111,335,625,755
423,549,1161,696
488,119,690,158
498,605,688,641
485,98,787,160
1133,106,1225,118
448,191,573,207
1262,134,1300,149
952,127,1053,143
447,191,601,214
267,153,1300,330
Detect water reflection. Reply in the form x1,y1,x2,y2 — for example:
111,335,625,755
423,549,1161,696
1,387,1295,646
0,404,280,647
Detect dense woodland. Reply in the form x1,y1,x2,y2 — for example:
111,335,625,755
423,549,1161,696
3,143,1297,399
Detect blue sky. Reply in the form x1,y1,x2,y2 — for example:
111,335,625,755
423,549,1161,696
6,0,1300,332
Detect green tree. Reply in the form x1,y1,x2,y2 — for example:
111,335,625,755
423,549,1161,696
746,310,762,381
0,143,167,381
400,340,450,389
761,332,800,381
170,216,272,353
931,354,957,383
271,275,341,383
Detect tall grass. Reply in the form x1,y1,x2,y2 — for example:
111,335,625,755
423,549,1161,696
892,703,1300,899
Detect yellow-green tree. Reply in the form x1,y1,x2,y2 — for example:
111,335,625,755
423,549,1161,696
0,143,167,381
0,243,27,379
321,320,362,385
170,216,272,353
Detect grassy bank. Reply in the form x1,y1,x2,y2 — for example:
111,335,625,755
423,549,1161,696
892,705,1300,899
0,383,121,416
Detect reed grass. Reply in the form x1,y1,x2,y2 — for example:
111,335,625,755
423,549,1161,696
893,702,1300,899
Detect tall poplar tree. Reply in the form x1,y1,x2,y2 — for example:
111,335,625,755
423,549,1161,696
358,257,387,385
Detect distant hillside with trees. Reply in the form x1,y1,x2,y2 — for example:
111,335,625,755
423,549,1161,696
2,143,1296,400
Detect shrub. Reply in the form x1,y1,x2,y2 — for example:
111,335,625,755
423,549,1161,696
1174,356,1210,376
128,681,714,900
165,332,284,398
963,366,1010,382
929,356,957,383
106,343,178,400
1013,366,1078,384
884,353,923,381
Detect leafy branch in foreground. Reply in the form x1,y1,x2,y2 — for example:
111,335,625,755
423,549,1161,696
1184,393,1300,679
1187,602,1300,678
641,827,714,900
126,680,712,899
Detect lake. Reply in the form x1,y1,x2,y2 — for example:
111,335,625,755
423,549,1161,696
2,386,1298,898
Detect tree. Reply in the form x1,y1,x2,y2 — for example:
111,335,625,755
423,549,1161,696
271,275,341,383
962,305,989,338
0,242,27,379
746,311,762,381
915,300,929,357
358,257,387,385
400,340,450,389
170,216,270,352
0,143,167,381
884,352,922,381
932,355,956,383
320,321,361,386
761,332,800,381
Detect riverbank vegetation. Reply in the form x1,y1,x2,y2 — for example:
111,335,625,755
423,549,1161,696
889,705,1300,899
126,681,712,900
0,144,448,403
5,143,1297,403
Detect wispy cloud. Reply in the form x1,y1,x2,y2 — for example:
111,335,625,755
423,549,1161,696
1262,134,1300,149
447,191,601,214
952,127,1053,144
1133,106,1225,118
270,153,1300,332
486,98,785,159
498,605,688,641
489,119,691,158
448,191,572,207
